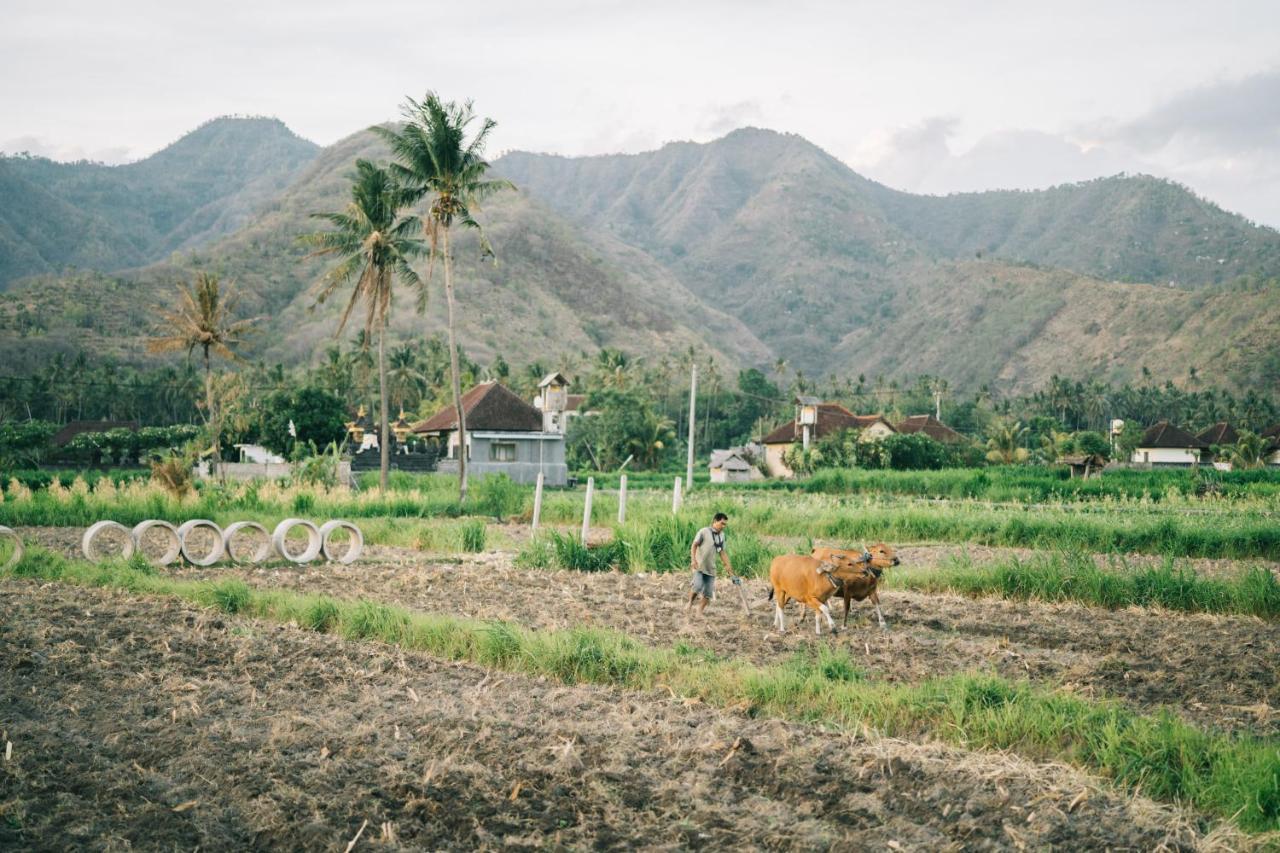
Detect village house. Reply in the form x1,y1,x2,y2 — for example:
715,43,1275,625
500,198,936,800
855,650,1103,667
894,414,967,444
414,381,568,486
709,444,764,483
1196,421,1239,470
1131,421,1209,467
760,398,896,478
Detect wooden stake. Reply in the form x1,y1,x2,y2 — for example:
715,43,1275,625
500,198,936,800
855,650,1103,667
617,474,628,524
672,477,682,514
581,476,594,542
532,471,544,531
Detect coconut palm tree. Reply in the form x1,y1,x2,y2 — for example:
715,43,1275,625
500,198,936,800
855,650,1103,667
985,420,1031,465
301,158,426,493
387,344,427,412
1222,430,1269,470
148,272,258,464
374,93,514,503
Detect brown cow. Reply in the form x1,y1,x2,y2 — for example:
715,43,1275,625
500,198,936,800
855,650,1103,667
811,543,899,629
812,543,899,627
767,550,894,635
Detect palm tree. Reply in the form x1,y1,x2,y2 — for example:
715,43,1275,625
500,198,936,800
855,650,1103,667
301,159,426,493
985,421,1031,465
148,272,258,463
387,344,427,412
1222,430,1269,470
375,93,514,502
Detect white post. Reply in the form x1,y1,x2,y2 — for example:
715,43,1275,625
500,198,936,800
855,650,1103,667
672,476,682,514
532,471,544,531
581,476,594,542
686,363,697,492
617,474,628,524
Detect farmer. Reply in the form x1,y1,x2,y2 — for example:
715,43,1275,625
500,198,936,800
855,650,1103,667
687,511,739,615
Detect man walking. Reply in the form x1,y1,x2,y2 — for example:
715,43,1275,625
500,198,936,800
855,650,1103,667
688,511,738,615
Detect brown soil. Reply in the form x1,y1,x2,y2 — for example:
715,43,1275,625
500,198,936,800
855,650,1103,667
15,526,1280,735
166,554,1280,738
0,579,1214,851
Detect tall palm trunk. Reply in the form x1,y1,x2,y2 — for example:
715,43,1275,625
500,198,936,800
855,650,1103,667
377,320,390,494
442,227,468,503
202,348,220,464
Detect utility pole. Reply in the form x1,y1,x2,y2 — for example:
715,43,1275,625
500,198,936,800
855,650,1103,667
686,363,697,492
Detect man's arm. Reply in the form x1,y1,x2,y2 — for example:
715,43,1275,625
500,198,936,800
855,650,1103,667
690,532,701,568
720,550,735,577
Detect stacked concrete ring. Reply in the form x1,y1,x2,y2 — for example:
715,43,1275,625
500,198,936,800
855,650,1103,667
82,520,137,562
318,519,363,564
176,519,226,567
0,525,23,571
272,518,322,564
131,520,182,567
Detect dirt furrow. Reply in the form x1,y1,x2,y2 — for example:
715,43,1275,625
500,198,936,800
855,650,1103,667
0,579,1210,851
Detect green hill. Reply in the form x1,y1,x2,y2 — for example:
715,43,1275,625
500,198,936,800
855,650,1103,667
2,122,1279,394
496,129,1280,391
0,127,770,374
868,175,1280,287
0,117,320,287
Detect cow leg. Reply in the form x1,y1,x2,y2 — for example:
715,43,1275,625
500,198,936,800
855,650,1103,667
842,589,852,627
870,590,887,630
774,590,787,633
820,601,836,634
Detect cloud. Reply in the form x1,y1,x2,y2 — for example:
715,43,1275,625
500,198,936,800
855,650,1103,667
856,69,1280,226
1105,69,1280,155
0,134,135,164
699,99,768,138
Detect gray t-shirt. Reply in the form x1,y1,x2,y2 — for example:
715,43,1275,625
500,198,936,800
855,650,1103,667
693,526,725,576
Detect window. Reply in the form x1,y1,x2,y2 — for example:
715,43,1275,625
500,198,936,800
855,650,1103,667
490,442,517,462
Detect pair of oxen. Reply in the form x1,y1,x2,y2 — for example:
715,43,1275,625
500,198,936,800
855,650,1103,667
767,543,899,635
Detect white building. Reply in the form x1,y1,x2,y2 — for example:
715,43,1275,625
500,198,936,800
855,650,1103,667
1131,421,1209,467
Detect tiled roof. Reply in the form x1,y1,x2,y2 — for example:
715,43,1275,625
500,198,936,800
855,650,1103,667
761,404,894,445
895,414,966,444
1138,421,1209,450
1196,422,1238,446
51,420,139,446
414,382,542,434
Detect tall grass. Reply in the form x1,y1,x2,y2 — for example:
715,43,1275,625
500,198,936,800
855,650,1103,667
7,546,1280,834
892,552,1280,619
519,516,780,577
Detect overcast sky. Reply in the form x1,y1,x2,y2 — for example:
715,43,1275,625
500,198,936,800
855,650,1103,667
4,0,1279,225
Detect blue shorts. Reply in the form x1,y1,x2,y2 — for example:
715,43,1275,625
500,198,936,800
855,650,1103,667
691,571,715,599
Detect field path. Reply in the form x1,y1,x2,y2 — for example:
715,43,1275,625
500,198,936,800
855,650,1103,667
0,579,1210,850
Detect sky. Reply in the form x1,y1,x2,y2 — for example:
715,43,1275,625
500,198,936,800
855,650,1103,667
3,0,1279,225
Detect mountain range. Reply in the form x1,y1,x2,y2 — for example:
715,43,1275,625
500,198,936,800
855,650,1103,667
1,117,1278,392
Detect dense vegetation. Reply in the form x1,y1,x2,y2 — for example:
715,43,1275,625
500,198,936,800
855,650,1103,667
0,117,319,287
4,122,1280,391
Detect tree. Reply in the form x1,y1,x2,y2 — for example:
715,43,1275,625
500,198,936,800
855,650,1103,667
147,272,258,464
985,421,1031,465
258,387,348,457
301,159,426,493
1221,430,1269,470
376,93,514,503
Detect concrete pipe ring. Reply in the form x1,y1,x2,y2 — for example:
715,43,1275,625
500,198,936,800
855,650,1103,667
131,520,182,566
272,518,322,564
0,525,23,571
319,519,363,564
223,521,272,564
177,519,226,567
82,520,136,562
